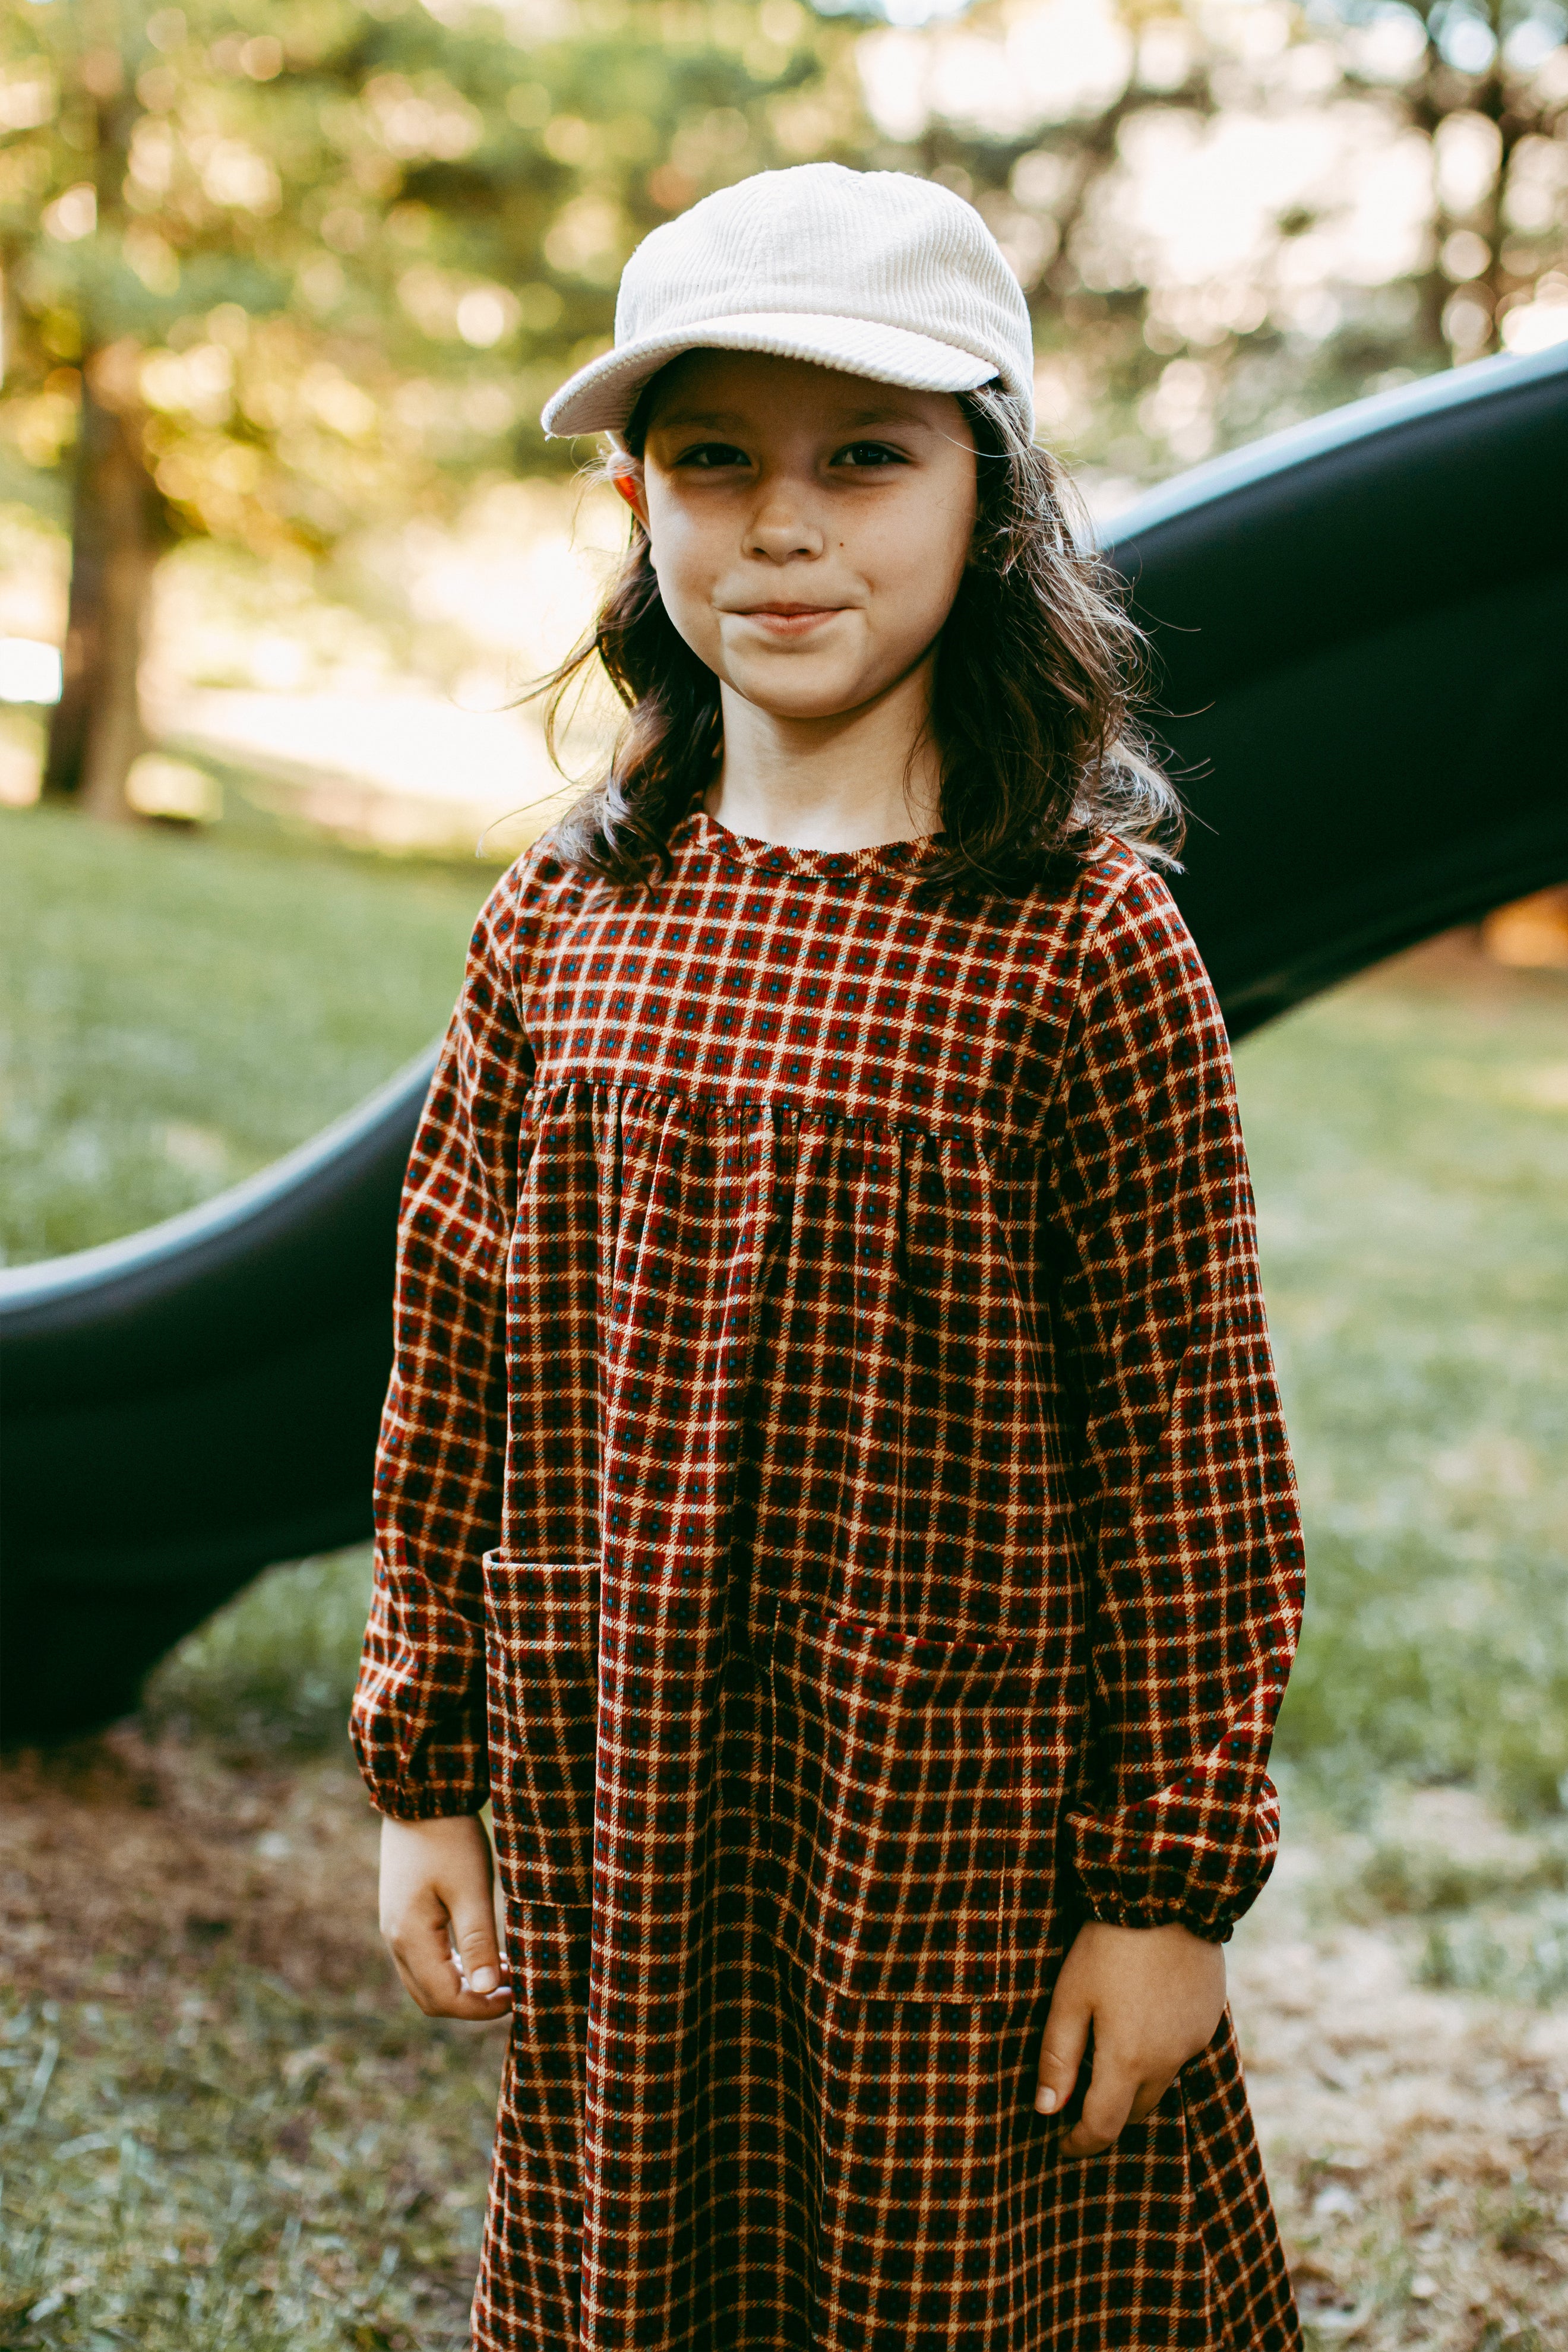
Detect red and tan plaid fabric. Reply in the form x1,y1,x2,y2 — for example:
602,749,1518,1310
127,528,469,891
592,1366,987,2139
352,804,1305,2350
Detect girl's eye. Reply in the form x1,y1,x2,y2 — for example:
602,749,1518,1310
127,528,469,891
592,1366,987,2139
834,441,908,469
674,441,751,469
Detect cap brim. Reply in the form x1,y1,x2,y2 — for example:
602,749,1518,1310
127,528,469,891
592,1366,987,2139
542,311,998,437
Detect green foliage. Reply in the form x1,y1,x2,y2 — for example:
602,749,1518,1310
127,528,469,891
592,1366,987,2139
361,0,868,470
1418,1904,1568,2004
1234,953,1568,1823
896,0,1568,479
1346,1837,1568,1917
2,0,1562,678
0,1981,498,2350
143,1550,377,1755
0,794,494,1263
6,0,1564,555
0,0,865,551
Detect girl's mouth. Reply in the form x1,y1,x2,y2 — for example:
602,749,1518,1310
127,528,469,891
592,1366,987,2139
729,605,847,637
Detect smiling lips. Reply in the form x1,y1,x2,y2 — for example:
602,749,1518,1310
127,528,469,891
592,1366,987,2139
727,603,848,637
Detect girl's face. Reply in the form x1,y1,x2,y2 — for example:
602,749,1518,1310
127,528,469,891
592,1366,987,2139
627,351,978,726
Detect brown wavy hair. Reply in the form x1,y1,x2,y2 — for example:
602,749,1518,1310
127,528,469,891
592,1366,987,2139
539,377,1181,893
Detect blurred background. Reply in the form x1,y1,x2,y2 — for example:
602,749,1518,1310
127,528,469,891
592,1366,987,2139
1,0,1566,2344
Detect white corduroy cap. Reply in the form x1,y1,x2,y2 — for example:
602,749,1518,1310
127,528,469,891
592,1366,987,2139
541,163,1035,440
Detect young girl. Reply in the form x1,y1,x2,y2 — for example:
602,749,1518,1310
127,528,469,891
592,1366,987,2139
352,163,1305,2350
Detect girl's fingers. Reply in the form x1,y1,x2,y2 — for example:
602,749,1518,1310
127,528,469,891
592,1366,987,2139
378,1816,512,2019
1064,2063,1181,2155
450,1889,510,2001
385,1892,510,2018
396,1933,511,2019
1060,2050,1140,2158
1034,1987,1090,2116
385,1900,461,2014
1127,2068,1178,2127
441,1978,514,2019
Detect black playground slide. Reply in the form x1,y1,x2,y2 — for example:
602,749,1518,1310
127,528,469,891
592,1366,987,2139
4,341,1566,1742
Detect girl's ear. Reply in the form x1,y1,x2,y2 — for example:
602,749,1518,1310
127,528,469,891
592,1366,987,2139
605,441,648,527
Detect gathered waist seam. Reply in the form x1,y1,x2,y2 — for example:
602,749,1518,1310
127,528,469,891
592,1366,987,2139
517,1075,1053,1161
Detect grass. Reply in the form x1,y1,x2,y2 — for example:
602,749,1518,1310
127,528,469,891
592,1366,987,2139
0,1735,501,2352
142,1552,377,1760
1232,940,1568,1823
0,1983,495,2352
0,790,497,1266
1416,1902,1568,2005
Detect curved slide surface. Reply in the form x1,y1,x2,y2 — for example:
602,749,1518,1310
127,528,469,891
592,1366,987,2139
4,342,1566,1740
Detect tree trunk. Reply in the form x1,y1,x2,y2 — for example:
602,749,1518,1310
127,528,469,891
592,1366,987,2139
44,370,158,821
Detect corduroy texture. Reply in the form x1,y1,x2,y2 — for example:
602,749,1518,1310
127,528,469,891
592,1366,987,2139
352,807,1306,2350
542,165,1036,438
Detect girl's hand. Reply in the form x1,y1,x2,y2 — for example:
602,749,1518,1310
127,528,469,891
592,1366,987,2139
1034,1919,1226,2157
378,1813,513,2021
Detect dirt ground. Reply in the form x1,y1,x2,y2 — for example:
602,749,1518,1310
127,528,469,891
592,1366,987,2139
2,1733,1564,2349
0,1729,503,2350
1231,1795,1568,2349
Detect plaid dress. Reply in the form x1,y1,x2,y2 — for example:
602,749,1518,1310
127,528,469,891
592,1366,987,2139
352,805,1305,2351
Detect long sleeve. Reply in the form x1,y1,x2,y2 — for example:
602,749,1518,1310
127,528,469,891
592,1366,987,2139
1044,867,1304,1940
350,872,534,1820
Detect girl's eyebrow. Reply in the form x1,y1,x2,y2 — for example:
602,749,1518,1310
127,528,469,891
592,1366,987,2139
834,406,933,429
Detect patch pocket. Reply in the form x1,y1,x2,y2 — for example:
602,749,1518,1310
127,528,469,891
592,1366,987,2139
764,1600,1025,2003
483,1553,598,1910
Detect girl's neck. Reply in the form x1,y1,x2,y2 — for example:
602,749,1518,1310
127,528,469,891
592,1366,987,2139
707,660,943,855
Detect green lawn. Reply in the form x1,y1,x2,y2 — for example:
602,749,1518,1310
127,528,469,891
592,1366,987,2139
0,1947,499,2352
1234,946,1568,1822
0,793,497,1267
0,1724,501,2352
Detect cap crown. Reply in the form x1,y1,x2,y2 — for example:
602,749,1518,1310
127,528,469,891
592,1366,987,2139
616,163,1033,406
541,163,1036,437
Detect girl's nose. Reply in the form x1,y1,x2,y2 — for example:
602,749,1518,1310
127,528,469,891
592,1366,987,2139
746,497,824,563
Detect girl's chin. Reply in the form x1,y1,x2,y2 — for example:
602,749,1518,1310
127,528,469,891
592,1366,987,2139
732,685,881,723
722,659,894,721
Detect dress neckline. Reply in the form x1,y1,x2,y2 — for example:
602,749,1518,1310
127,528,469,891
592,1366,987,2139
682,802,943,883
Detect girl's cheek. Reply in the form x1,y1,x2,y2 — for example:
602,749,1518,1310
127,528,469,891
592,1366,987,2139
649,548,722,665
657,530,724,621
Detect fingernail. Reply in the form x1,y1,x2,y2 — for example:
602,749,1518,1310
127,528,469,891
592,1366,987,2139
471,1967,498,1994
1035,2088,1057,2114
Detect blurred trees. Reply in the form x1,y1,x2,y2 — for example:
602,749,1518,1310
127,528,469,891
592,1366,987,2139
0,0,864,816
864,0,1567,479
1,0,1564,818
